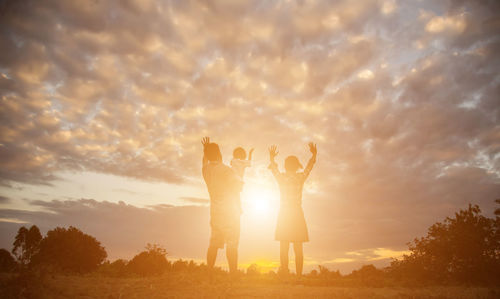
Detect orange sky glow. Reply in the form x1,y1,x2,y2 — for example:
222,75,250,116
0,0,499,273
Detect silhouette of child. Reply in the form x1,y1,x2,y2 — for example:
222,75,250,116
268,143,317,277
230,147,254,179
231,147,253,216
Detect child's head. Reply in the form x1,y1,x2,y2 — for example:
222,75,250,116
285,155,303,173
233,147,246,160
205,143,222,162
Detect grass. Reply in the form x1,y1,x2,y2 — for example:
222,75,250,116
1,272,499,298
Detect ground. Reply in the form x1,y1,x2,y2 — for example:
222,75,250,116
1,272,499,299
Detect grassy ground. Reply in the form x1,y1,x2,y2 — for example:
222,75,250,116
1,272,499,299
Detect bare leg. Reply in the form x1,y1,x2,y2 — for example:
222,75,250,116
293,242,303,277
280,241,290,274
226,245,238,274
207,245,218,269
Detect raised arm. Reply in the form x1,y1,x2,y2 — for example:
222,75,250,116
201,137,210,168
268,145,281,179
303,142,317,180
248,148,254,161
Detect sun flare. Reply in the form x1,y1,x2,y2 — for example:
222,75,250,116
242,186,277,219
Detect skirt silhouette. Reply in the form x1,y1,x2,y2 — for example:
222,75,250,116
275,205,309,242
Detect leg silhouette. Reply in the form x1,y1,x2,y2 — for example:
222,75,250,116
207,245,217,269
280,241,290,273
293,242,303,276
226,245,238,274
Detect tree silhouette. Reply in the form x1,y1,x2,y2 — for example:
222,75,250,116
33,226,107,273
0,248,17,272
12,225,42,266
390,204,499,285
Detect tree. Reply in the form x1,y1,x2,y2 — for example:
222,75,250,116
0,248,17,272
389,204,499,285
127,244,169,276
34,226,107,273
12,225,42,266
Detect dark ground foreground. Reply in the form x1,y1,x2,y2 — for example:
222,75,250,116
1,273,499,299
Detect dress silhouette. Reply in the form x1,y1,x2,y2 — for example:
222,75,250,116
268,143,317,276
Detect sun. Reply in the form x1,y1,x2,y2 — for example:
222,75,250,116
251,197,270,215
242,186,275,218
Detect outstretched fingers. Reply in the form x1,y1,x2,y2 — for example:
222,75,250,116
201,137,210,147
268,145,279,157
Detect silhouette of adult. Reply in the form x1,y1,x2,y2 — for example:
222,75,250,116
201,137,243,275
268,142,317,277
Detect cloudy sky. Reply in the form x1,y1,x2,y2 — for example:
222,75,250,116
0,0,499,273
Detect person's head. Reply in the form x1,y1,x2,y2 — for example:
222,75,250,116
285,155,303,173
204,143,222,162
233,147,246,160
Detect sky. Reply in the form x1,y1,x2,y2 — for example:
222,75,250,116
0,0,499,274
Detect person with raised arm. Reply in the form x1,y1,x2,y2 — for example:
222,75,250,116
268,142,317,278
201,137,243,277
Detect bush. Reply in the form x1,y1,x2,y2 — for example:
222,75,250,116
127,244,169,276
246,263,261,276
347,264,386,287
98,259,129,277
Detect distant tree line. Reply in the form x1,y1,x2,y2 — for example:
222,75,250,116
1,200,498,287
1,225,106,274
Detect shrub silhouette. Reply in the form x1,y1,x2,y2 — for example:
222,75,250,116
33,226,107,274
347,264,385,287
0,248,17,272
98,259,129,277
389,204,499,285
12,225,42,266
246,263,261,276
127,244,169,276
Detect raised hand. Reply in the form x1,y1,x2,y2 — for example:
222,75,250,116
269,145,279,160
248,148,254,160
308,142,317,156
201,137,210,148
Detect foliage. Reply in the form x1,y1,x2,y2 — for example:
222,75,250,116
127,243,170,276
98,259,129,277
347,264,386,287
0,248,17,272
34,226,107,274
317,265,342,280
389,204,499,285
12,225,42,266
0,269,48,299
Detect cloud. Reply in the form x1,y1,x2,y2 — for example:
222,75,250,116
0,0,499,272
0,196,10,204
0,198,209,259
179,197,209,205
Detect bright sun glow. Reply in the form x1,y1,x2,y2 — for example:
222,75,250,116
242,186,276,219
251,198,270,215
